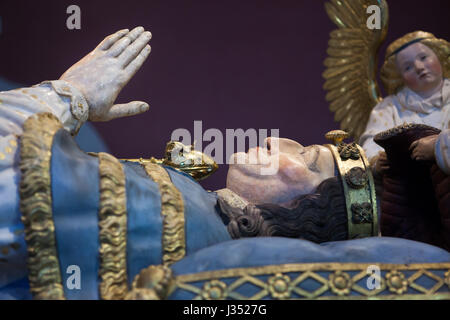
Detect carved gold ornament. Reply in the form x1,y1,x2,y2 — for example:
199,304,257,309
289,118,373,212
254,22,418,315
325,130,349,145
267,273,292,299
345,167,368,189
386,270,408,295
351,202,373,224
329,271,353,296
201,280,228,300
125,265,175,300
123,141,218,181
338,143,360,161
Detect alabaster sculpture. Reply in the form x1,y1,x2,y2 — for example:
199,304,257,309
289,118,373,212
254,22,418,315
0,2,448,300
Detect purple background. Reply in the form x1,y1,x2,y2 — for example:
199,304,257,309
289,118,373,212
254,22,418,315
0,0,449,190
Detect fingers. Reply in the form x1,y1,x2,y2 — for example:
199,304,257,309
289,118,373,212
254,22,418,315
119,31,152,67
409,140,419,151
378,152,389,164
97,29,129,51
108,26,145,57
105,101,150,120
124,44,152,78
412,151,425,161
377,163,389,174
411,149,428,161
410,141,424,160
376,151,387,162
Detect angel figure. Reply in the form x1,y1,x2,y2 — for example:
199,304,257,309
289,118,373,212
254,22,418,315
322,0,450,175
323,0,450,251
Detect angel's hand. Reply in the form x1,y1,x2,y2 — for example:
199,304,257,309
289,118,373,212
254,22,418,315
373,151,390,175
60,27,152,121
409,135,438,161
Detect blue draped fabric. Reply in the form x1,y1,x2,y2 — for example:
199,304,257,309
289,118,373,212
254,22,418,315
51,129,102,299
50,129,229,299
123,162,163,285
169,237,450,299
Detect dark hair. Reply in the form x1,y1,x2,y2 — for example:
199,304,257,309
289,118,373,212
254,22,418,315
218,177,348,243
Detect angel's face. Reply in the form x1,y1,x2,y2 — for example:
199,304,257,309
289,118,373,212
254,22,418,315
226,137,335,208
395,42,443,96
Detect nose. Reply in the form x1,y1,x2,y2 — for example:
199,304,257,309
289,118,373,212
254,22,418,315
266,137,305,154
264,137,273,150
265,137,289,151
414,60,425,73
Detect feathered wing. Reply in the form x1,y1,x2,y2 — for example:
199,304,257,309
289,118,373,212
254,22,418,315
323,0,389,140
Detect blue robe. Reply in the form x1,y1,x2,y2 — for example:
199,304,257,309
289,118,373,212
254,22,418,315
0,127,231,299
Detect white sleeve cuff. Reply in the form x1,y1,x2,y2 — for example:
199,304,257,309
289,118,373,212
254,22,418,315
35,80,89,134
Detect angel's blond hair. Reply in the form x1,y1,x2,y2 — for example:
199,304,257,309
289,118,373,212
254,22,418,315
380,31,450,95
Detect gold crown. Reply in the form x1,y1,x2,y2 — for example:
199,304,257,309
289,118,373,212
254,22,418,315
325,130,378,239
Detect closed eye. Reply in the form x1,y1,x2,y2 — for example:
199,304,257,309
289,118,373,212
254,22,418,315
306,146,321,173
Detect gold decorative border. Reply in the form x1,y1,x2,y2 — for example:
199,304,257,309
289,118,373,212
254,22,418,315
98,152,128,299
19,112,65,299
142,163,185,265
174,262,450,300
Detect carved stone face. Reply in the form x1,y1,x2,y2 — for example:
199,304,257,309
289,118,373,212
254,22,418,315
395,42,443,97
226,137,335,208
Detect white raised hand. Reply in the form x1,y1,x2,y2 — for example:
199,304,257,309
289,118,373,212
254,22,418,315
60,27,152,121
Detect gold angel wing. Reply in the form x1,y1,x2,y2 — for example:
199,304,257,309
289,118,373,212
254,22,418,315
323,0,389,140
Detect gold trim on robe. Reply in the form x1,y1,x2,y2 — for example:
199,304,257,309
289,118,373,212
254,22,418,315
98,152,129,300
142,163,186,266
19,112,66,300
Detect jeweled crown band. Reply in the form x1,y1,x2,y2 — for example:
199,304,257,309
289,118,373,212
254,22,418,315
325,130,378,239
